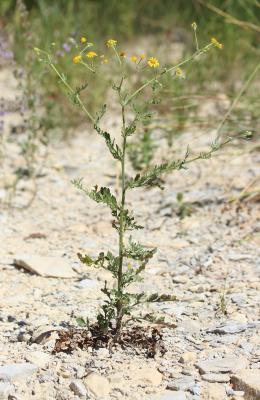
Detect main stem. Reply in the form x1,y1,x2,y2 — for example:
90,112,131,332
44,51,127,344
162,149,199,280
116,103,127,333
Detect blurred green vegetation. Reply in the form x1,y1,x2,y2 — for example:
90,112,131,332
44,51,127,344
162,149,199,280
0,0,259,137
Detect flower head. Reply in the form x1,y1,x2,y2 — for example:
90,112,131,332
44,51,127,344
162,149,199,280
73,54,82,64
211,37,223,49
191,22,197,31
80,36,87,44
131,55,138,63
147,57,159,68
140,54,146,60
106,39,117,48
87,51,98,58
175,67,184,78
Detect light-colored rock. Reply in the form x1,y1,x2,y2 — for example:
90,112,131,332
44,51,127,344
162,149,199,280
25,351,50,368
83,372,110,398
147,390,187,399
196,357,248,374
70,380,87,397
137,367,163,386
75,278,99,289
0,363,37,382
31,325,60,344
14,255,77,278
231,369,260,400
207,383,227,400
202,373,230,383
207,321,248,334
167,376,195,391
0,382,13,399
179,352,197,364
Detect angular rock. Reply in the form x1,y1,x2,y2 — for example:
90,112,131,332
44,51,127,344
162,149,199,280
167,376,195,391
207,321,248,334
83,372,110,398
31,325,60,344
202,373,230,383
147,390,187,399
70,380,87,397
14,255,77,278
0,382,12,399
231,369,260,400
207,383,227,400
138,367,163,386
196,357,248,374
25,351,50,368
0,363,37,382
75,278,99,289
179,352,197,364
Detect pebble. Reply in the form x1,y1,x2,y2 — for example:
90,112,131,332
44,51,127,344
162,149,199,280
14,255,77,278
179,352,197,364
25,351,50,368
83,372,110,398
69,380,88,397
137,367,163,386
0,363,37,382
0,382,13,399
147,390,187,399
196,357,248,374
202,373,230,383
207,321,248,334
167,376,195,391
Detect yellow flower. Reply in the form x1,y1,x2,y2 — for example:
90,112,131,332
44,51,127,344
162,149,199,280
147,57,159,68
80,36,87,44
176,67,184,77
211,37,223,49
140,54,146,60
86,51,98,58
73,54,82,64
106,39,117,48
131,55,138,63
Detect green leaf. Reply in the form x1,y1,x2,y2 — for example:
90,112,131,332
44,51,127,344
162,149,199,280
94,125,122,161
126,152,189,190
72,179,119,212
76,317,88,327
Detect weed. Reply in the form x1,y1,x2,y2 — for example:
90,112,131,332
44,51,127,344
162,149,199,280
36,29,247,338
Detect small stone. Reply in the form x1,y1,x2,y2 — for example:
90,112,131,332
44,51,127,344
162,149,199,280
202,373,230,383
0,363,37,382
231,294,247,307
0,382,12,399
83,372,110,398
167,376,195,391
70,380,87,397
231,369,260,399
190,383,201,396
207,383,227,400
14,255,77,278
25,351,50,368
196,357,248,374
75,279,99,289
207,321,248,334
31,325,60,344
147,390,187,399
138,367,163,386
179,352,197,364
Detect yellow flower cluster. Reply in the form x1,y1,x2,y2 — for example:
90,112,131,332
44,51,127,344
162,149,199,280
87,51,98,58
106,39,117,48
73,54,82,64
211,37,223,49
147,57,159,68
175,67,184,77
80,36,87,44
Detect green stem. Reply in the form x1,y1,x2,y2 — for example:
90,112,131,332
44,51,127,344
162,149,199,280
116,103,127,333
48,57,95,123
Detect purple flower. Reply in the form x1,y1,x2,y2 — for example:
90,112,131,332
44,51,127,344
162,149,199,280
62,43,71,52
56,50,65,58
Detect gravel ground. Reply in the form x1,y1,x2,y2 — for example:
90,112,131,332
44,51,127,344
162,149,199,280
0,67,259,400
